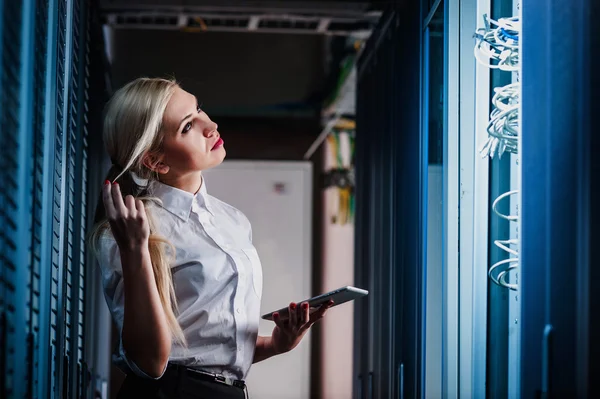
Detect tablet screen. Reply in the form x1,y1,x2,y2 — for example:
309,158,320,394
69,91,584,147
262,286,368,321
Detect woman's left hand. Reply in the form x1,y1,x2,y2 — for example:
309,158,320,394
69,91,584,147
270,300,334,354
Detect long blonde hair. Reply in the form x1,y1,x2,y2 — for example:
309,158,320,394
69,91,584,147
90,77,186,346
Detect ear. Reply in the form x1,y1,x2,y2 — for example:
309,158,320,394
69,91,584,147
142,152,170,175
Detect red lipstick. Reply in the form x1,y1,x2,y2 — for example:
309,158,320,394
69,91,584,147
211,138,224,150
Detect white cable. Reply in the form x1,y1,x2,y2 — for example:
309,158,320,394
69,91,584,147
483,110,519,156
492,16,521,34
492,83,520,110
488,258,519,291
474,37,519,71
480,82,520,158
494,238,519,257
497,264,518,291
492,190,519,222
474,15,520,71
475,14,521,291
489,190,520,292
488,191,520,290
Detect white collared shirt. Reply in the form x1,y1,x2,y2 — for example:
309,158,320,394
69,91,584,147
96,179,263,380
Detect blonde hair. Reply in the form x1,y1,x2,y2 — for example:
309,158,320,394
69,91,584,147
89,77,186,346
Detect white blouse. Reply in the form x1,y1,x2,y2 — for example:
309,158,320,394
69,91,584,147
96,178,263,380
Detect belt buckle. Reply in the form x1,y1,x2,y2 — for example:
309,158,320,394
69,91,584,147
215,374,233,386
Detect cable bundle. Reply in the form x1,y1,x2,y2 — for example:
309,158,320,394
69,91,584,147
475,15,521,159
474,15,520,71
480,82,520,158
474,14,521,291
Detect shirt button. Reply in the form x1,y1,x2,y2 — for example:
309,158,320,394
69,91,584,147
236,308,241,314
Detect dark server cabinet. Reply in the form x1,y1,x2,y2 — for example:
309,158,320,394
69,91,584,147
520,0,599,397
353,1,423,398
0,0,107,397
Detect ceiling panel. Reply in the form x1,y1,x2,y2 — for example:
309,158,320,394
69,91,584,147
99,0,382,37
99,0,376,16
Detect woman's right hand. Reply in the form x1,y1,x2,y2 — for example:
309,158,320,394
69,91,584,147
102,180,150,251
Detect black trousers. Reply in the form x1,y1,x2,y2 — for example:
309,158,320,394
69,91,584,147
116,366,247,399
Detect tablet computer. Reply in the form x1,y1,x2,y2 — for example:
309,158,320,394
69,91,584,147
261,286,369,321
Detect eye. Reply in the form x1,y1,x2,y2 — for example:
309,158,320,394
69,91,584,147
182,121,192,133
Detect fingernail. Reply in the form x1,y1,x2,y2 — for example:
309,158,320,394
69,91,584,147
104,180,110,185
273,312,279,319
302,303,309,310
290,303,296,310
113,182,119,186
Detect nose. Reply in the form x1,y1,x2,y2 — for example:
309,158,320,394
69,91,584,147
203,122,218,137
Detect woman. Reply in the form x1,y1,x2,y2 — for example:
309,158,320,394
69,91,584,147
90,77,332,398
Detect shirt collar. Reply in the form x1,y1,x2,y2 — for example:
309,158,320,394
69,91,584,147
148,177,212,222
195,178,211,211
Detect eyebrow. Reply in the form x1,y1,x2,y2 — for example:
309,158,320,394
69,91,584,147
177,96,199,130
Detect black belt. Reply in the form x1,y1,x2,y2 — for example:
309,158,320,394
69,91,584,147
167,363,246,390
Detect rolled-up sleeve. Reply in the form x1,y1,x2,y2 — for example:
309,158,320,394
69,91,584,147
96,236,167,380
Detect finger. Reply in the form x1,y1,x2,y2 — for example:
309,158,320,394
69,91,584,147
135,199,145,213
102,181,116,219
125,195,136,216
300,302,310,325
289,303,298,328
111,183,127,216
309,300,333,323
272,312,285,329
135,199,148,223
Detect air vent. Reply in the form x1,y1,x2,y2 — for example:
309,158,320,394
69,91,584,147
258,19,319,30
328,20,372,32
103,11,381,36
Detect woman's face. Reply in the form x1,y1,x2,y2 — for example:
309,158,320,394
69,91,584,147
159,86,225,176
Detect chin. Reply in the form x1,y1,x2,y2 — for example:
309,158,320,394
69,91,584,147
216,147,226,163
203,148,226,170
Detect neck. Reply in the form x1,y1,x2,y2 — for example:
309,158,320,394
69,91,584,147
159,171,203,194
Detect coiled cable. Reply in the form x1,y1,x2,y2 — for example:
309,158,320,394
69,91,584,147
474,15,521,291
